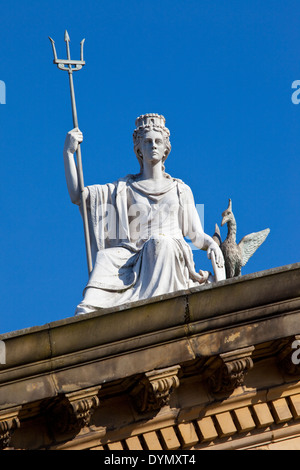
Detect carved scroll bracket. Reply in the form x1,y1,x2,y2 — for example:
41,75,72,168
0,410,20,450
130,365,181,413
45,386,101,436
206,346,255,395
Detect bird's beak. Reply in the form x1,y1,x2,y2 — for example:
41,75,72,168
221,216,227,227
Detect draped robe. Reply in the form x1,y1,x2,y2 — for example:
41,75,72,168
75,175,209,314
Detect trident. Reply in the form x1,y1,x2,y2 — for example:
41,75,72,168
49,31,93,274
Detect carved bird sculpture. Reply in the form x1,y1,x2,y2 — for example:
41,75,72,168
213,199,270,279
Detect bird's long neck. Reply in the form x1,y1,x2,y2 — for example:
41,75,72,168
227,216,237,241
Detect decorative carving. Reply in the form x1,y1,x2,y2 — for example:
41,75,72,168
277,335,300,376
46,387,100,435
0,415,20,449
207,347,254,394
131,366,181,413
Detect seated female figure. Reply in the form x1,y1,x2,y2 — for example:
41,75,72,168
63,114,224,314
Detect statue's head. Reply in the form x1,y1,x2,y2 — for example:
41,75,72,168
133,114,171,172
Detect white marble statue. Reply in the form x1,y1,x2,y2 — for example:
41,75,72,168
63,114,225,314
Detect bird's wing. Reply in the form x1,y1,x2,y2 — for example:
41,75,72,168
238,228,270,266
212,223,222,247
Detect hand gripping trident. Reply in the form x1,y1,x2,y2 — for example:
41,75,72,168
49,31,93,274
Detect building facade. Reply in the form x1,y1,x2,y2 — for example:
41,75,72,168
0,263,300,450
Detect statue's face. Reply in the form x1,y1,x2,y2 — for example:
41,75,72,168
140,129,166,164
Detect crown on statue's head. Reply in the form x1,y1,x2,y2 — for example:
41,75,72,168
135,113,166,130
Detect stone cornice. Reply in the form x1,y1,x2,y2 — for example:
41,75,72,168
0,263,299,427
51,381,300,450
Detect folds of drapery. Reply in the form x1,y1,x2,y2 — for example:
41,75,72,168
76,175,209,313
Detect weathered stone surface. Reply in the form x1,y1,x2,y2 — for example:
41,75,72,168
0,264,299,410
0,263,299,449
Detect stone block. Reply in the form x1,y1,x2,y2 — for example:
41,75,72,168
288,394,300,420
142,431,162,450
232,407,256,433
270,398,293,424
214,412,237,438
196,416,218,442
107,441,124,450
126,436,143,450
252,403,274,428
177,422,199,448
159,426,180,450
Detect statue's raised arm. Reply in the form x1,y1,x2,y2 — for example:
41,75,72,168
63,128,85,205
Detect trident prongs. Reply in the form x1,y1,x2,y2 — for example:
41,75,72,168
48,37,58,61
48,30,85,72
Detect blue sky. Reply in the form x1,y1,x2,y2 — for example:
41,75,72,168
1,0,299,333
